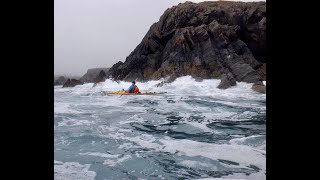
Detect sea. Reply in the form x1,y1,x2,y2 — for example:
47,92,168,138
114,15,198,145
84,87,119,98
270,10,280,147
54,76,266,180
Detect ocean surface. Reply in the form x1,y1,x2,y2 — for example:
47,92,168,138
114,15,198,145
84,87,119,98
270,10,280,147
54,76,266,180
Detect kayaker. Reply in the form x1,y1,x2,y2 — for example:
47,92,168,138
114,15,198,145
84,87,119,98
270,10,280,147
126,81,140,93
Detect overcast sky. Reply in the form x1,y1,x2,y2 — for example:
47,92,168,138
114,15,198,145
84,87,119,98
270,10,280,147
54,0,264,76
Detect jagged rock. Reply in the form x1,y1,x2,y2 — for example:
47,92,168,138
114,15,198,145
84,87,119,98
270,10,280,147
80,68,109,83
94,70,107,83
62,79,84,88
217,72,237,89
91,71,107,88
107,1,266,88
54,76,67,86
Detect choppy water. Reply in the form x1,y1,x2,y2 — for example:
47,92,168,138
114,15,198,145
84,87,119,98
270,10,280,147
54,76,266,180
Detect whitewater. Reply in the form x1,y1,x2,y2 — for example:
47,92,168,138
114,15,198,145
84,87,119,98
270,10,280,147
54,76,266,180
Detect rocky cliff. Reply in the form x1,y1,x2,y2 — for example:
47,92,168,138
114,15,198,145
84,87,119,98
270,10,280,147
54,76,67,86
79,68,110,83
107,1,266,89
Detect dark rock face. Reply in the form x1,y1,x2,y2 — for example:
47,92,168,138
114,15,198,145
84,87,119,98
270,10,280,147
94,70,107,83
217,72,237,89
62,79,84,88
257,63,266,81
91,70,107,88
107,1,266,87
80,68,110,83
54,76,67,86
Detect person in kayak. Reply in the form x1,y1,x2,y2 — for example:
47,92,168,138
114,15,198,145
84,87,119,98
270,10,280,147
126,81,140,93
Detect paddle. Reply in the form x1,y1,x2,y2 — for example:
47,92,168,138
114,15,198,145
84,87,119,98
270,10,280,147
119,88,128,98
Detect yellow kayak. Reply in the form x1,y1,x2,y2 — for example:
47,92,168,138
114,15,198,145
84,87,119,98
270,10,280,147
102,91,165,95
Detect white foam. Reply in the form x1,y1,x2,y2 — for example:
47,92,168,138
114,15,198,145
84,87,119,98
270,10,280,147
183,121,214,132
54,103,82,114
79,152,119,158
179,160,216,169
55,138,73,146
54,160,63,165
55,76,265,110
108,132,162,150
219,171,266,180
54,161,96,180
103,155,132,167
229,135,265,145
118,143,135,149
229,135,266,152
111,133,265,171
159,138,266,170
97,125,118,133
58,119,95,127
55,76,266,178
119,115,146,125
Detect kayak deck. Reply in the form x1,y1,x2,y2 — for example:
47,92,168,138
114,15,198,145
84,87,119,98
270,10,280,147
102,91,165,95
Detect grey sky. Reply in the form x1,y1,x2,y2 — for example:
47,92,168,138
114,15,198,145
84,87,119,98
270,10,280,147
54,0,263,76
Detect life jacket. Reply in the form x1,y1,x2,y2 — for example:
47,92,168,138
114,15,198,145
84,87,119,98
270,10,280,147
133,86,139,93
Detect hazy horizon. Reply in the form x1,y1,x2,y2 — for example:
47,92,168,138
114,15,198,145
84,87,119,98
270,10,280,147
54,0,264,76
